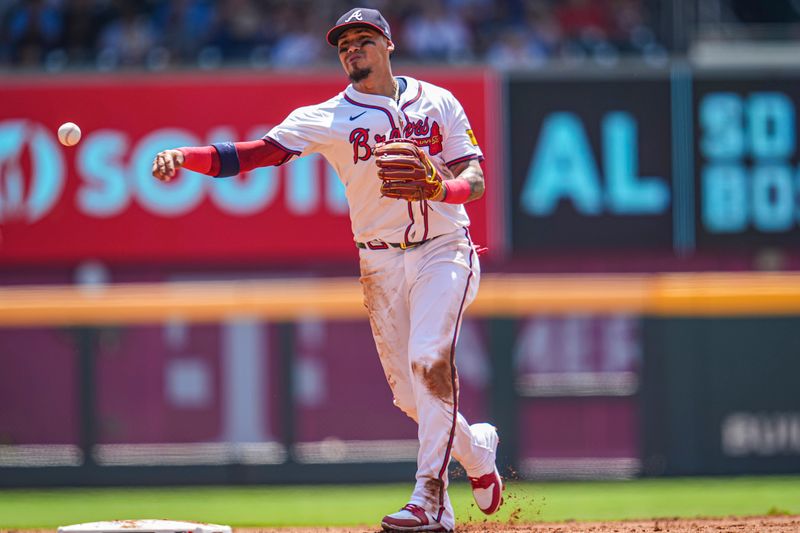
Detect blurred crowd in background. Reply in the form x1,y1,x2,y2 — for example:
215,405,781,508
0,0,669,71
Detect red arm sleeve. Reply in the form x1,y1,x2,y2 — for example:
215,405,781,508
178,139,293,177
238,139,294,171
179,146,218,176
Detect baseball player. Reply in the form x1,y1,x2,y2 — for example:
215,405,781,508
152,7,502,532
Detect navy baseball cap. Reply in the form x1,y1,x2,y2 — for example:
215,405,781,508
326,7,392,46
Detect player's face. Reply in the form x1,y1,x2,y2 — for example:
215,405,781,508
337,27,394,81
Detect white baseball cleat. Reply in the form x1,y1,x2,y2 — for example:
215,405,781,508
468,423,504,515
381,503,449,532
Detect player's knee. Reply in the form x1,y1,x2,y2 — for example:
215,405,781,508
409,346,451,369
410,356,456,403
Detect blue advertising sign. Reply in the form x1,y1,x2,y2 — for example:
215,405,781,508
507,74,674,251
695,73,800,248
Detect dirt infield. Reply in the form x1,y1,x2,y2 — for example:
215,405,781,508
7,516,800,533
232,515,800,532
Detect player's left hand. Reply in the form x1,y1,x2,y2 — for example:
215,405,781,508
374,139,444,202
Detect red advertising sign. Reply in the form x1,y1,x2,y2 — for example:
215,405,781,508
0,69,498,265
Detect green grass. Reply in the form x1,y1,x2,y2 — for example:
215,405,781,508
0,476,798,529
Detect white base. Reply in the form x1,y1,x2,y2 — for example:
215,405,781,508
58,519,232,533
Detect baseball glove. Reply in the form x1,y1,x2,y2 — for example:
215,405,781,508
374,139,443,201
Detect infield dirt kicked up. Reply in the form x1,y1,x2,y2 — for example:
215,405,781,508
241,515,800,532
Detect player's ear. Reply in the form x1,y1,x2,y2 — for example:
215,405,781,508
386,39,395,54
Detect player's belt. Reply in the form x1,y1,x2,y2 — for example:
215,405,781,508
356,237,435,250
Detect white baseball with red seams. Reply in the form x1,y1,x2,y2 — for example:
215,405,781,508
57,122,81,147
266,76,498,531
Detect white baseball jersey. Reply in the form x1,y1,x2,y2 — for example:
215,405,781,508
264,76,483,245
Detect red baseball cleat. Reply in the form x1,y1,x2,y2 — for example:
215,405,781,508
469,465,504,514
381,503,449,532
468,423,504,515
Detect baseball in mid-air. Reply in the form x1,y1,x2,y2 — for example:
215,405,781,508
57,122,82,146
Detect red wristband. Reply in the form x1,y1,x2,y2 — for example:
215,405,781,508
442,179,472,204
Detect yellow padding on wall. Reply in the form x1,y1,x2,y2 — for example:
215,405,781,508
0,272,798,326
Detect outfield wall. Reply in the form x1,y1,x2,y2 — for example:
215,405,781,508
642,317,800,476
0,275,798,486
1,63,800,486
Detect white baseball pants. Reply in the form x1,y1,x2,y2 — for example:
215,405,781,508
359,228,494,530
